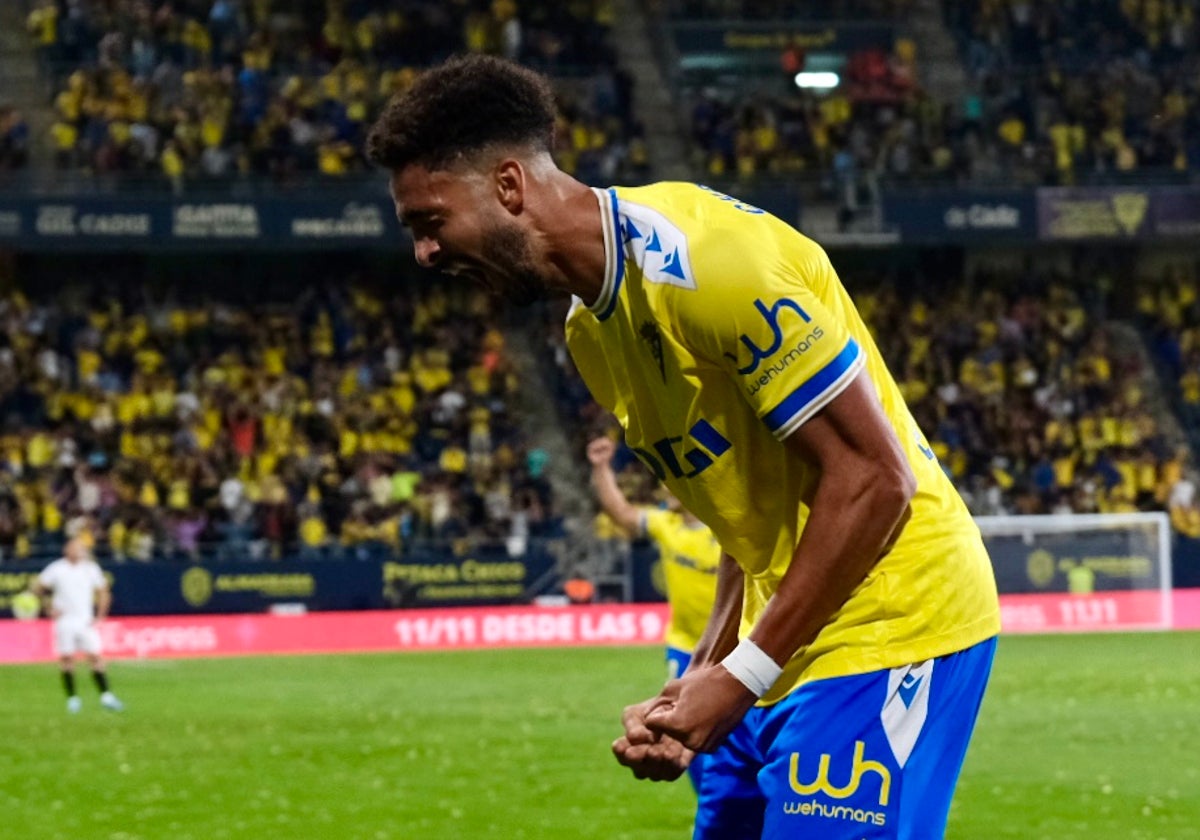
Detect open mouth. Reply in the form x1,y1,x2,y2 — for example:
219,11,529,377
448,265,492,291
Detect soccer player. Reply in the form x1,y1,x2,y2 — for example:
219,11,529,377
30,538,124,713
587,433,721,792
366,55,1000,839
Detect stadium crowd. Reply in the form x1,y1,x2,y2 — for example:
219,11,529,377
862,272,1185,517
945,0,1200,184
0,271,556,564
26,0,645,188
686,39,937,187
677,0,1200,191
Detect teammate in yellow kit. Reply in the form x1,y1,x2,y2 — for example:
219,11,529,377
367,55,1000,839
587,433,719,791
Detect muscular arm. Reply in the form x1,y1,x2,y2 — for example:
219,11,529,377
748,371,915,666
612,551,742,781
682,552,743,672
645,372,915,752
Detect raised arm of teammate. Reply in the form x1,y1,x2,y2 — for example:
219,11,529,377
643,372,915,752
586,436,643,535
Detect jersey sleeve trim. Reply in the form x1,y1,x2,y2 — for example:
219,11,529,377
762,338,865,439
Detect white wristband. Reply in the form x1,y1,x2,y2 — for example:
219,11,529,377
720,639,783,698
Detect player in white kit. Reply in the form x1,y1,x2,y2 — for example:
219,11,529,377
31,539,124,713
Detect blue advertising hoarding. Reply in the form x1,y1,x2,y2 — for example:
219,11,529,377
0,195,404,250
881,190,1036,243
1037,187,1153,240
1035,185,1200,241
0,546,558,616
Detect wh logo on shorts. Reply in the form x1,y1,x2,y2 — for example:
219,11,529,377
782,740,890,827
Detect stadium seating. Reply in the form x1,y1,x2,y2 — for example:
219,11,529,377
27,0,642,187
0,273,555,563
944,0,1198,184
858,273,1179,516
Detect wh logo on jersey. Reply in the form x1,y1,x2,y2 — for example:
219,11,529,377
619,203,696,290
725,297,826,388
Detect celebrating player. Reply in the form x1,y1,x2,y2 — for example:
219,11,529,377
30,538,124,714
366,55,1000,839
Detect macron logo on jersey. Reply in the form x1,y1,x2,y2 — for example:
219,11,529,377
618,203,696,290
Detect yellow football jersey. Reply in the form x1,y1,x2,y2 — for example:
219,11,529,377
643,508,720,653
566,183,1000,704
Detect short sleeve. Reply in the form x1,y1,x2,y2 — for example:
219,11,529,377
90,564,107,589
673,227,865,440
642,508,670,543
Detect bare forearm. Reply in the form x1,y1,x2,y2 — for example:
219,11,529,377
686,553,743,672
749,473,912,666
95,590,110,620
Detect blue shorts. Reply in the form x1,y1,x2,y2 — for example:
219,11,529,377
694,637,997,840
666,646,708,791
666,646,693,681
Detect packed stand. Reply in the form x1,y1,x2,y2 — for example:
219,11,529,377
1135,263,1200,535
0,277,556,564
27,0,646,189
945,0,1200,185
862,272,1186,517
687,38,937,182
683,36,979,226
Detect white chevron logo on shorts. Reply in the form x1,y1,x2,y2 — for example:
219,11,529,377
881,659,933,768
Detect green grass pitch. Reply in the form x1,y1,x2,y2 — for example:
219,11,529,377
2,632,1198,840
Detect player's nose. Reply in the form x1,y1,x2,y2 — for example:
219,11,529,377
414,237,441,269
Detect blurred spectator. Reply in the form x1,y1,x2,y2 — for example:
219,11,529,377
0,107,30,171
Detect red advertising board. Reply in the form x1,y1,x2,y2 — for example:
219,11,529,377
998,590,1175,633
0,603,671,663
1,594,1197,665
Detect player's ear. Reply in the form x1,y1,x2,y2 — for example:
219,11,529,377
494,158,525,216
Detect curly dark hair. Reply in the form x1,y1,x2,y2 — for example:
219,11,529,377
366,55,557,172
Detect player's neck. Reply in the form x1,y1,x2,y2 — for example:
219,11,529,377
533,172,607,306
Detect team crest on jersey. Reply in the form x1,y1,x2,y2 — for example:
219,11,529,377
639,320,666,382
618,203,697,290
